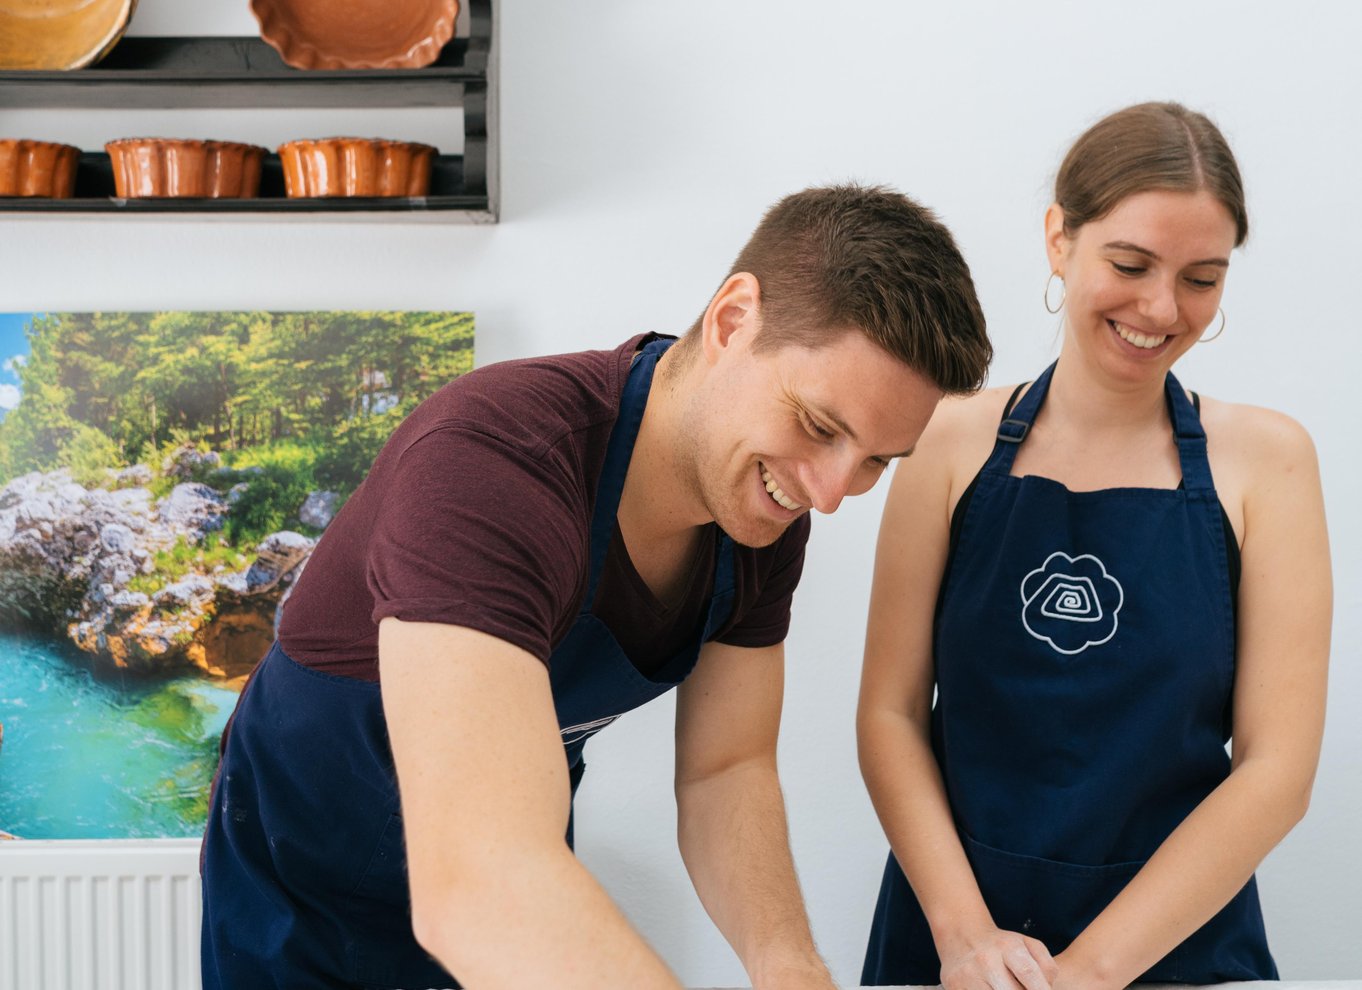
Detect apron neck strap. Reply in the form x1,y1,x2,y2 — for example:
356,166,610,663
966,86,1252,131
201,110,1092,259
584,335,676,606
984,361,1057,474
1164,370,1214,492
984,362,1214,492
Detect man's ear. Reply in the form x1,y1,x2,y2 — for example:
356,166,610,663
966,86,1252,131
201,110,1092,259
700,272,761,365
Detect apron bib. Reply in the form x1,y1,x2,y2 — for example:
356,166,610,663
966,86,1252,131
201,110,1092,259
202,337,735,989
863,362,1276,986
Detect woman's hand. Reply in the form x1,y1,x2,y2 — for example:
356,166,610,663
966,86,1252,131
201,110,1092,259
938,926,1058,990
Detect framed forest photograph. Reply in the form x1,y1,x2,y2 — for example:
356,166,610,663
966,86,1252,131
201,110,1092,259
0,310,474,840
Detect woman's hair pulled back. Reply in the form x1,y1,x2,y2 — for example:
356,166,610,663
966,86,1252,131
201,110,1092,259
1055,101,1248,246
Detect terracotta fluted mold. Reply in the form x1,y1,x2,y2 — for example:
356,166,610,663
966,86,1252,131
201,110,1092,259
105,139,266,198
0,139,80,198
278,138,437,197
249,0,458,70
0,0,138,70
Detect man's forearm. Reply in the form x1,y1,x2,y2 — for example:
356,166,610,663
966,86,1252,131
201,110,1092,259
415,841,683,989
381,620,683,990
675,759,833,988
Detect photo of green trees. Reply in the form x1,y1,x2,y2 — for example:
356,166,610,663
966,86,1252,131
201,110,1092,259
0,310,474,839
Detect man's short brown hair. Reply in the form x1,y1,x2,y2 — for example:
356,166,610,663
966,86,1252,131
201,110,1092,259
692,183,991,394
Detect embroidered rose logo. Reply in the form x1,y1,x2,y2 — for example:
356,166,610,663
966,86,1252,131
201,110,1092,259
1020,551,1124,655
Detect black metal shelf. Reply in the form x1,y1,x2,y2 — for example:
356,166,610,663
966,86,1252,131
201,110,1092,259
0,37,486,109
0,151,489,217
0,0,496,219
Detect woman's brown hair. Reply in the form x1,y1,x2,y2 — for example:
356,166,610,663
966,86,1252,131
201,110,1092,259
1056,102,1248,246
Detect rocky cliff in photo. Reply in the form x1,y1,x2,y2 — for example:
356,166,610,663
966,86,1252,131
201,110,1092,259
0,459,331,681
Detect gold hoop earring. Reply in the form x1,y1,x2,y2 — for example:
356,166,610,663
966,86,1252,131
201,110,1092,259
1200,308,1226,343
1043,272,1066,314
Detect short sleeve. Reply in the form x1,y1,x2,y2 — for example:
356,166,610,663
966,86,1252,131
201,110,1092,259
367,424,590,665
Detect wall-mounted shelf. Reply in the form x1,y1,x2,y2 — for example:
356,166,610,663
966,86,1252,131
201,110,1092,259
0,0,496,221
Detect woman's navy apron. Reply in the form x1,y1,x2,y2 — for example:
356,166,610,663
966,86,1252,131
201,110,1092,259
863,362,1276,986
202,336,736,989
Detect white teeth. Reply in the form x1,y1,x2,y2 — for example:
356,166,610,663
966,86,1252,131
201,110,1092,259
760,467,803,511
1113,321,1167,349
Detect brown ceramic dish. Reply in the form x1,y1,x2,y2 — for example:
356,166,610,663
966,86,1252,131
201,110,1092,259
105,139,267,198
0,0,138,70
249,0,458,70
278,138,437,197
0,139,80,198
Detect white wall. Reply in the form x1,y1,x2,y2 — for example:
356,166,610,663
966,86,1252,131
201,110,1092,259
3,1,1358,984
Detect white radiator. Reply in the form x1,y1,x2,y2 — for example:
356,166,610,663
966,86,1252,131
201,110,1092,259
0,839,202,990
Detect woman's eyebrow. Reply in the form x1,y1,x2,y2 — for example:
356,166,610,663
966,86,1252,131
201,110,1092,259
1102,240,1229,268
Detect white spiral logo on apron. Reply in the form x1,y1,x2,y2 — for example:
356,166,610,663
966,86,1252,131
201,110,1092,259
1020,551,1124,655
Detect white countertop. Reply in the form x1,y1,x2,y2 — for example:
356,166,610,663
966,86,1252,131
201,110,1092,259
690,984,1362,989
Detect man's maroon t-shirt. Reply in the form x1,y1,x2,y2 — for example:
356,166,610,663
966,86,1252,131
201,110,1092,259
278,334,810,681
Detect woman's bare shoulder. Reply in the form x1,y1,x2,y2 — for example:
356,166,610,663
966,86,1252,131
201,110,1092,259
909,385,1028,496
924,384,1022,445
1197,395,1318,468
1197,396,1321,527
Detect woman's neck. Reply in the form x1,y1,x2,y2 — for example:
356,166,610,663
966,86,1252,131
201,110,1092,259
1042,349,1170,438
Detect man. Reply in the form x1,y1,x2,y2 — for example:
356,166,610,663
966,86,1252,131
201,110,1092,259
200,183,991,989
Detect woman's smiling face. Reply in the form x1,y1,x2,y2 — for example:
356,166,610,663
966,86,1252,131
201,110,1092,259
1047,188,1239,383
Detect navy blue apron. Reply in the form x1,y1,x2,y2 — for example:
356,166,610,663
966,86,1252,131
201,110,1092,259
863,362,1276,986
202,337,736,989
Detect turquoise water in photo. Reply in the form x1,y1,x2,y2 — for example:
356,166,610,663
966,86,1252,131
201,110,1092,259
0,631,239,840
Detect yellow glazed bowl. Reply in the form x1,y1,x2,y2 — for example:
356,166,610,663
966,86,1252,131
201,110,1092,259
0,0,138,70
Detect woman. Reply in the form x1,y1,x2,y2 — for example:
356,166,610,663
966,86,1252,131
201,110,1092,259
858,102,1331,990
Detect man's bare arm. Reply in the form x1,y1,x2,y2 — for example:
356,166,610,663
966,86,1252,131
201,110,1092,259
675,639,836,990
380,618,683,989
